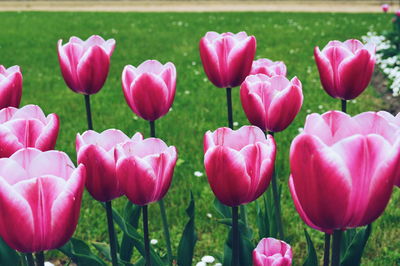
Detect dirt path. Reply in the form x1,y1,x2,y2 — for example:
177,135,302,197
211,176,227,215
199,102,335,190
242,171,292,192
0,1,396,12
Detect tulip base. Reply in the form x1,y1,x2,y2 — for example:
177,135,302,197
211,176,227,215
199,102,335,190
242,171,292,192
105,201,118,266
232,206,239,266
323,233,331,266
331,230,342,266
143,205,151,266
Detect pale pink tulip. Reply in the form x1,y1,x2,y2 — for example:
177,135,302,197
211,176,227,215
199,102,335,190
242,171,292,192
289,111,400,232
381,4,390,13
115,137,177,206
122,60,176,121
204,126,276,206
240,74,303,132
76,129,142,202
250,58,287,77
57,35,115,95
253,238,292,266
0,65,22,109
314,39,375,100
199,31,256,88
0,105,59,157
0,148,85,252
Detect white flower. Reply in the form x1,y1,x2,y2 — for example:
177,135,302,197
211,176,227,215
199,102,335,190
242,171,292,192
202,256,215,263
44,263,55,266
150,239,158,245
215,263,222,266
196,262,207,266
194,171,203,177
233,122,239,127
206,213,212,218
298,127,304,133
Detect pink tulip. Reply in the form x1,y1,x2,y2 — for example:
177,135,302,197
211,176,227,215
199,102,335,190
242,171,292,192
0,105,59,158
57,35,115,95
240,74,303,132
204,126,276,206
314,39,375,100
122,60,176,121
381,4,390,13
250,58,287,77
253,238,292,266
396,9,400,17
0,65,22,109
0,148,85,252
115,137,177,206
76,129,143,202
199,31,256,88
289,111,400,232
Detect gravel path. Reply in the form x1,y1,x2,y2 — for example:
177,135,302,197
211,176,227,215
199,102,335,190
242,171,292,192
0,1,395,12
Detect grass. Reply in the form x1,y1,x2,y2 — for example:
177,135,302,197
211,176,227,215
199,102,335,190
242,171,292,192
0,10,398,265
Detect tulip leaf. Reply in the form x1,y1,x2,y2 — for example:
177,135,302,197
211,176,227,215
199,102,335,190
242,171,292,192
120,202,142,263
0,237,21,265
303,229,318,266
106,203,164,265
213,198,231,218
256,201,268,239
92,242,134,266
177,192,197,266
59,238,106,266
341,224,372,266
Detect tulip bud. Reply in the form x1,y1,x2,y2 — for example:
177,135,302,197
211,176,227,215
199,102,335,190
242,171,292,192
240,74,303,132
57,35,115,95
204,126,276,206
0,148,85,252
0,65,22,109
122,60,176,121
381,4,390,13
314,39,375,100
250,58,287,77
253,238,293,266
199,31,256,88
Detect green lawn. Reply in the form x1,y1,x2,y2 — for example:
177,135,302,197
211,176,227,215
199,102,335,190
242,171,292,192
0,11,398,265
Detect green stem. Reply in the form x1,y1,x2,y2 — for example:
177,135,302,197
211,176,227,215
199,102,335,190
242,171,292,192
231,206,239,266
226,87,233,129
143,205,151,266
324,233,331,266
341,99,347,113
331,230,343,266
105,201,118,266
25,253,34,266
84,94,93,130
35,251,44,266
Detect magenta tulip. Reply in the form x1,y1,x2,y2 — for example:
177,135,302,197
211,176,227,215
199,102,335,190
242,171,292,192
314,39,375,100
0,65,22,109
57,35,115,95
199,31,256,88
289,111,400,232
76,129,143,202
0,148,85,252
240,74,303,132
381,4,390,13
396,9,400,17
250,58,287,77
115,137,177,206
0,105,59,157
203,126,276,206
253,238,292,266
122,60,176,121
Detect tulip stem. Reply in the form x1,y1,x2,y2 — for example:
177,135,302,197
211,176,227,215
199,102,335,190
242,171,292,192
331,230,342,266
148,120,173,265
226,87,233,129
323,233,331,266
84,94,93,130
25,253,34,266
105,201,118,266
341,99,347,113
232,206,240,266
143,205,151,266
269,131,284,239
35,251,44,266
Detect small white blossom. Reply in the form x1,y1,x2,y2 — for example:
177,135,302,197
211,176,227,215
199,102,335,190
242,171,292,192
206,213,212,218
202,256,215,263
194,171,203,177
196,262,207,266
233,122,239,127
150,239,158,245
298,127,304,133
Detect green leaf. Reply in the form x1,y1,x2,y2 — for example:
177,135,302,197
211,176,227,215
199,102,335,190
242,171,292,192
213,198,231,218
265,188,278,238
106,203,164,266
256,201,269,239
59,238,106,266
92,242,133,266
341,224,372,266
120,202,142,263
0,237,21,265
303,229,318,266
177,192,197,266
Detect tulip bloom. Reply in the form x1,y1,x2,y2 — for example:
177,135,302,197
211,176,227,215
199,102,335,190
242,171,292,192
204,126,276,206
314,39,375,100
0,65,22,109
240,74,303,132
250,58,287,77
289,111,400,232
381,4,390,13
122,60,176,121
253,238,292,266
0,148,85,252
396,9,400,17
76,129,143,202
199,31,256,88
57,35,115,95
115,137,177,206
0,105,59,158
